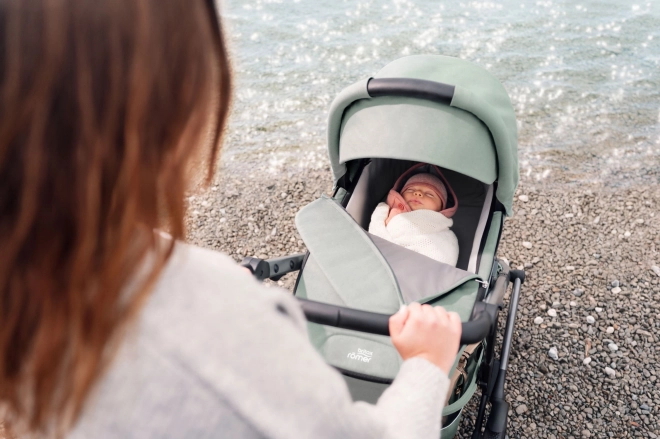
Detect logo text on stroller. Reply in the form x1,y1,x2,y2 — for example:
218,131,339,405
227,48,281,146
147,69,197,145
347,348,373,363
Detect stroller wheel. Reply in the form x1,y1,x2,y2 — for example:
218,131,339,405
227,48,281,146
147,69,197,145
484,427,506,439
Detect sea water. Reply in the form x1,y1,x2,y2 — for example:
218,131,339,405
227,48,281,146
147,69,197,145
220,0,660,187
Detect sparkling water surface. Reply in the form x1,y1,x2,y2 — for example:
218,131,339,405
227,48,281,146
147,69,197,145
219,0,660,187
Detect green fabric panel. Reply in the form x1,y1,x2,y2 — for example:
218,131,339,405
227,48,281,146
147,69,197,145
295,196,403,313
428,280,480,322
478,212,502,280
338,98,497,184
451,89,517,216
440,409,463,439
327,78,371,184
295,256,346,306
307,323,402,380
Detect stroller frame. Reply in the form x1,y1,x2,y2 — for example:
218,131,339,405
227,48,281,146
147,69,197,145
243,59,525,438
243,175,525,438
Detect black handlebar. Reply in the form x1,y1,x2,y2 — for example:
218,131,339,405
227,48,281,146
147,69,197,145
366,78,455,105
298,298,494,345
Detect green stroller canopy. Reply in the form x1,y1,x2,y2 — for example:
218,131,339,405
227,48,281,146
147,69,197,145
327,55,519,216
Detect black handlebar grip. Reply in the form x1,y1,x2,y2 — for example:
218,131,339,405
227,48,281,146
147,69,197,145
509,269,525,284
366,78,455,105
298,298,493,345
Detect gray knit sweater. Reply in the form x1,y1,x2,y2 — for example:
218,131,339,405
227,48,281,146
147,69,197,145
68,243,449,439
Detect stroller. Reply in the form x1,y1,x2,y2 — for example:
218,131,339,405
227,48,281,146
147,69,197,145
243,55,525,439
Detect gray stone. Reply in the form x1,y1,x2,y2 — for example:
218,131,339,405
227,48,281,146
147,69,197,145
604,367,616,378
516,404,528,415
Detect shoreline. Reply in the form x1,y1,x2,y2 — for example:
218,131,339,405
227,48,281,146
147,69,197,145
186,166,660,439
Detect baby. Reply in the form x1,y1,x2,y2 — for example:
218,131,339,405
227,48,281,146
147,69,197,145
368,171,459,266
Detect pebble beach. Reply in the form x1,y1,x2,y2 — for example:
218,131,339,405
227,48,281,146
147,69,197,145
186,166,660,439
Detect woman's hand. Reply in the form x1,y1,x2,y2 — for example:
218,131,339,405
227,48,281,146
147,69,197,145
389,303,462,375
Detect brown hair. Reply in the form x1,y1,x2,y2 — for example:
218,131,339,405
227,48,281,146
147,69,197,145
0,0,231,435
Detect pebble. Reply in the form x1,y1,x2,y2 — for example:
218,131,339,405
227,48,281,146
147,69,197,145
606,326,614,334
570,301,577,307
583,357,592,365
522,241,532,249
608,343,618,352
611,287,621,294
534,316,544,325
573,288,584,297
595,307,602,313
516,404,528,415
611,280,620,288
586,316,595,324
652,265,660,277
547,309,557,317
548,347,558,360
518,195,529,202
604,367,616,378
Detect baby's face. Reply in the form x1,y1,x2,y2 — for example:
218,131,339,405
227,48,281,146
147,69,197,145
402,184,443,212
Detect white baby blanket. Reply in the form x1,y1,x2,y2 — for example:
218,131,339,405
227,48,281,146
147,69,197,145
368,202,459,266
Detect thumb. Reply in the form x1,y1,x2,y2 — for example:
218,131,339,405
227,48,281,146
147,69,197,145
389,304,409,337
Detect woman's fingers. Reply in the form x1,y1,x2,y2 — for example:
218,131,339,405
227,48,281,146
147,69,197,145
389,305,410,337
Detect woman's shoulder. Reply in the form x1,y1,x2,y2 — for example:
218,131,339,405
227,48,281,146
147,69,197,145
146,241,305,331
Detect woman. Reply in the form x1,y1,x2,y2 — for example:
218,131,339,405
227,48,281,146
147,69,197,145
0,1,461,438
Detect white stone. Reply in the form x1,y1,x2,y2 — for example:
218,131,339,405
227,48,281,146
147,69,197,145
570,301,577,307
534,316,544,325
608,343,619,352
565,266,575,271
651,266,660,277
595,307,603,313
586,316,595,324
604,367,616,378
565,213,574,218
583,357,592,365
522,241,532,249
519,195,529,202
611,287,621,294
606,326,614,334
624,231,631,238
548,347,558,360
593,216,600,224
547,309,557,317
219,217,227,223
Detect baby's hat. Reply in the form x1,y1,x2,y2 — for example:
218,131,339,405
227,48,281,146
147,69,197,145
401,173,448,210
